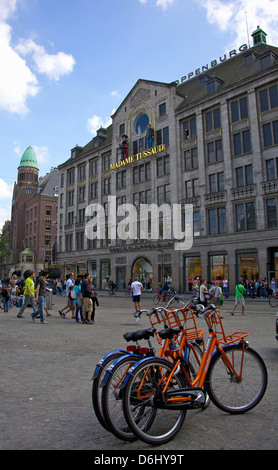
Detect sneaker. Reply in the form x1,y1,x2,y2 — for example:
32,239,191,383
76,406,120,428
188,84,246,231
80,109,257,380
17,314,23,318
41,320,48,324
62,313,66,319
58,310,63,317
31,313,35,322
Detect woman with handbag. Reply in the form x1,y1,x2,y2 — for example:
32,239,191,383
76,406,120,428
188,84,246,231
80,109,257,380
199,279,209,307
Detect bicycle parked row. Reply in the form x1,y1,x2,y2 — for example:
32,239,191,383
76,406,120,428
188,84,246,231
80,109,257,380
91,295,268,445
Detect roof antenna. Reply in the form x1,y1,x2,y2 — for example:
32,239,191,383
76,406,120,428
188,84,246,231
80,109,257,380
245,11,250,48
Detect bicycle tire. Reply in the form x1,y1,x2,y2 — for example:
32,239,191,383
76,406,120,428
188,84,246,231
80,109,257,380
153,294,160,305
101,354,143,441
122,357,187,445
206,344,268,414
92,350,128,430
269,295,278,308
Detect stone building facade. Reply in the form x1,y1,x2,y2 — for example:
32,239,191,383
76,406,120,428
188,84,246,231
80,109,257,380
56,27,278,293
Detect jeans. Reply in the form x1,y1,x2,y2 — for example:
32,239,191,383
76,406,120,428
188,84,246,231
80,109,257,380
75,304,83,322
18,294,37,316
32,296,46,322
2,296,9,312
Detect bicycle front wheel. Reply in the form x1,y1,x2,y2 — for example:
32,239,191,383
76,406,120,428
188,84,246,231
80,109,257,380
153,294,160,305
269,295,278,308
206,344,267,414
122,357,187,445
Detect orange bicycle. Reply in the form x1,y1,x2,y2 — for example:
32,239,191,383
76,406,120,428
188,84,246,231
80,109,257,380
95,297,206,441
122,304,268,445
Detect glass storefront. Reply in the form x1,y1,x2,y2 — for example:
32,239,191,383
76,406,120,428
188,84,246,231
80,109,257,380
184,256,202,292
132,257,153,290
101,260,111,289
236,251,259,281
208,254,228,282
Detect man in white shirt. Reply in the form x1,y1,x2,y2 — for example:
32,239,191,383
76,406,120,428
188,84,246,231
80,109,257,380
130,275,143,312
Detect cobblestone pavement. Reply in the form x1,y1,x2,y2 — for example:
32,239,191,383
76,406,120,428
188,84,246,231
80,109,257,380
0,292,278,451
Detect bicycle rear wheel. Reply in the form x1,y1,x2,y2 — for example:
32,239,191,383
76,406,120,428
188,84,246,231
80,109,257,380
122,357,187,445
92,350,127,430
269,295,278,308
206,344,267,414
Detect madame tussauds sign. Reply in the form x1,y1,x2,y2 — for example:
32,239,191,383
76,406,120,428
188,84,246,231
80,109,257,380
176,43,248,84
110,144,165,171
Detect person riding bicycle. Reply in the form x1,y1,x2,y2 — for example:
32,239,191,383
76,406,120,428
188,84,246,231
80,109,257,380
159,282,169,302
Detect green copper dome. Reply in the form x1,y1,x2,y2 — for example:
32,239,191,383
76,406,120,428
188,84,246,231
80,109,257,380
18,146,38,169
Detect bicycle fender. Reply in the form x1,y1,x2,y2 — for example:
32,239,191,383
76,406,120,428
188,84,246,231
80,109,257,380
100,353,143,387
91,350,128,380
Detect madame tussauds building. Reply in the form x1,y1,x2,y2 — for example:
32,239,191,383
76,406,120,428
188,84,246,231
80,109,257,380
56,27,278,294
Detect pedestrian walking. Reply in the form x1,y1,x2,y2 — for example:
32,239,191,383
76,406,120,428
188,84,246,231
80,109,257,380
17,271,37,318
210,280,223,310
81,273,93,324
130,275,143,312
31,269,48,324
73,278,83,323
199,279,209,307
231,279,246,316
58,272,75,318
1,277,11,312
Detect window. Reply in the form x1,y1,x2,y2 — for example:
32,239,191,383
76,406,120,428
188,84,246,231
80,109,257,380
233,130,251,156
65,234,73,251
209,172,224,193
60,173,64,187
266,158,278,180
231,97,248,122
208,207,226,234
263,121,278,147
236,165,253,187
235,202,256,231
205,108,221,132
183,117,196,140
157,155,170,176
102,154,111,171
266,198,277,228
68,190,74,206
103,177,111,195
78,186,86,203
184,147,198,170
193,212,200,237
159,102,166,115
156,127,169,145
133,162,151,184
90,182,98,199
78,164,86,181
116,170,126,189
119,123,125,136
68,211,74,225
90,159,98,176
67,169,75,185
76,232,84,250
185,179,199,199
135,113,149,135
157,184,170,204
259,85,278,112
78,208,85,223
207,139,223,163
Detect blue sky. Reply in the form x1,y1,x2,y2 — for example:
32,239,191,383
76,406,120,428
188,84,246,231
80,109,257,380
1,0,278,230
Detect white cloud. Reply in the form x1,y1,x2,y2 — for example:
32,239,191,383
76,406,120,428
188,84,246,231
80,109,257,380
0,177,13,229
195,0,278,48
0,23,39,114
139,0,175,9
32,145,50,168
0,0,75,115
0,178,13,200
111,90,121,98
15,39,76,82
87,114,113,136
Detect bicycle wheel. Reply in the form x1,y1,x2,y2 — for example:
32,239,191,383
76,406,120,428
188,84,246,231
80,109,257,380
92,350,127,430
101,354,143,441
206,344,267,414
269,295,278,308
122,357,187,445
153,293,160,305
